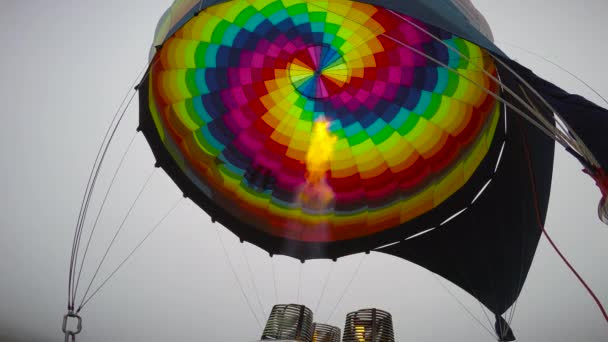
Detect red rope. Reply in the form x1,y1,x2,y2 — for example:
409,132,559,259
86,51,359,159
520,121,608,325
583,167,608,198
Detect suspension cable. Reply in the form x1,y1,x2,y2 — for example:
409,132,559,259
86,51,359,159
72,131,138,305
213,225,263,329
68,59,154,310
241,243,267,320
325,254,366,323
68,87,139,309
386,10,577,150
297,262,303,304
432,274,498,339
78,168,157,308
387,10,598,168
496,40,608,108
78,197,183,311
520,117,608,325
313,3,574,157
314,261,335,314
271,256,278,304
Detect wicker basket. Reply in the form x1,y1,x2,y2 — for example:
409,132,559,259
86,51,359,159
342,308,394,342
260,304,314,341
311,323,341,342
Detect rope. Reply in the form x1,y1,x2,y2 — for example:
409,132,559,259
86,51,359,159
213,225,263,329
78,197,183,310
325,254,366,323
432,274,498,339
388,10,597,168
69,88,139,309
491,56,597,166
505,89,533,329
68,60,154,310
519,117,608,325
78,168,157,308
297,262,303,304
241,243,267,320
310,3,577,158
496,40,608,108
72,132,138,305
271,256,278,304
314,261,335,314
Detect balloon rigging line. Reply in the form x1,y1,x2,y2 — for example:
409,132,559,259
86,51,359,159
297,262,303,304
478,84,523,332
476,298,496,339
68,60,154,310
270,256,278,304
387,9,595,167
68,66,142,282
397,11,590,162
313,3,572,156
323,0,543,153
505,246,523,328
520,116,608,325
507,299,518,332
466,212,501,336
509,210,527,327
538,227,608,323
431,274,497,339
490,55,597,166
241,243,267,320
68,86,137,309
387,10,587,158
384,32,567,153
71,88,138,292
314,261,335,315
72,131,139,306
505,86,548,329
324,253,366,324
471,188,512,338
196,0,205,14
78,168,157,309
448,260,496,336
317,4,572,161
213,224,263,329
78,197,183,311
496,40,608,108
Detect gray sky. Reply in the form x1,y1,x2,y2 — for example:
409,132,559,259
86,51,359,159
0,0,607,341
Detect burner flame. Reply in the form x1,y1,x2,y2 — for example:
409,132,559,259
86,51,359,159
299,117,337,212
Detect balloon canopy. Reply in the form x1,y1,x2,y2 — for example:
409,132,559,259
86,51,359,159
140,0,608,322
145,0,501,246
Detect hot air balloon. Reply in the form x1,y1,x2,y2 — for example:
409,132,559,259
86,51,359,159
65,0,608,341
136,0,608,338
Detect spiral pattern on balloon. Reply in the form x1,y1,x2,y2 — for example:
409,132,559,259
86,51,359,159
149,0,500,241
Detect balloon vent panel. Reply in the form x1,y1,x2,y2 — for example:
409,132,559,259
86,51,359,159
261,304,314,341
342,308,394,342
311,323,341,342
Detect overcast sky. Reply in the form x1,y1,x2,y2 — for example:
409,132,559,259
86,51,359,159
0,1,607,341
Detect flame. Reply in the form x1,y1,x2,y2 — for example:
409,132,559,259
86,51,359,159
306,118,336,181
298,117,337,211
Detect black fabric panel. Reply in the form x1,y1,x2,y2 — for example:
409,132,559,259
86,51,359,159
499,57,608,170
377,68,555,315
